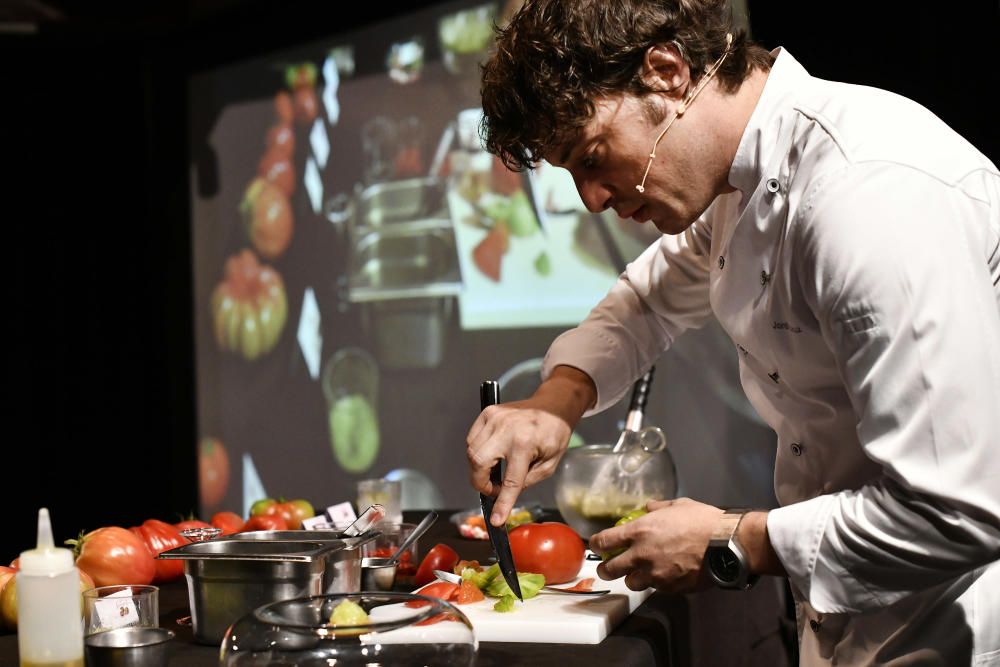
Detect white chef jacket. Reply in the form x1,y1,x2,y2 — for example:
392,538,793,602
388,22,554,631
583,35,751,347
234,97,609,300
542,49,1000,665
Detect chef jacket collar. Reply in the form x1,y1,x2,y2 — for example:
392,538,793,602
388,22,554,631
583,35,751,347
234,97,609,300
728,48,812,196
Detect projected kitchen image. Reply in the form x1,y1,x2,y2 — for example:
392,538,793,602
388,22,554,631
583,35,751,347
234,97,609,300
189,0,685,518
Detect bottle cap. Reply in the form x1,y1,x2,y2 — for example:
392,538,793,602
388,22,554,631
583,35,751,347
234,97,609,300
19,508,75,575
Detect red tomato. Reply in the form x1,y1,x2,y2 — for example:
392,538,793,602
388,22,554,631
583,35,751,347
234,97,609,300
404,581,459,607
508,522,584,585
413,543,461,587
175,518,213,532
265,123,295,160
70,526,155,587
559,578,595,592
293,86,318,126
211,511,245,536
128,519,188,583
274,91,294,124
243,514,288,531
456,579,485,604
198,437,230,509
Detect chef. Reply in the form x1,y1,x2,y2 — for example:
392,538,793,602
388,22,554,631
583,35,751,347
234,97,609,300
464,0,1000,664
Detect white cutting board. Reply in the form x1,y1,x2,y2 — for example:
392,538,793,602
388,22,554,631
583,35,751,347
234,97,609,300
374,552,652,645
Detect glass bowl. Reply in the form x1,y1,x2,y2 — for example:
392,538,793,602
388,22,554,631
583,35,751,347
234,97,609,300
554,443,677,540
221,592,477,666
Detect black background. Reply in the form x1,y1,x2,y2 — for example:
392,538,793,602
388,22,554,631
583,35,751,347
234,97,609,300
4,0,997,557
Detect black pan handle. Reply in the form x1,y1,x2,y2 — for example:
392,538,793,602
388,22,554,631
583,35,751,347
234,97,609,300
628,367,655,414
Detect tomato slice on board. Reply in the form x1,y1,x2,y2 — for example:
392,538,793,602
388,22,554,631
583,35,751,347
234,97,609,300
405,581,459,608
557,578,595,592
456,579,486,604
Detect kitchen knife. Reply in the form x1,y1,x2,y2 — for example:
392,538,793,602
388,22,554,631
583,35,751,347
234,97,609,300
479,380,524,602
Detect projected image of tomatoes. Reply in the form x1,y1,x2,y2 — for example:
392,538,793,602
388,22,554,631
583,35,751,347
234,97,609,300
211,249,288,360
258,150,295,197
241,177,293,260
199,436,230,509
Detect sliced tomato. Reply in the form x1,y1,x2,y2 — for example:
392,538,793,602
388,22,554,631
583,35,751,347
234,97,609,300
559,578,595,592
456,579,485,604
404,581,459,608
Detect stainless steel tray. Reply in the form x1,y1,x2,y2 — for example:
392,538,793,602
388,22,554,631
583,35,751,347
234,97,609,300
159,539,352,645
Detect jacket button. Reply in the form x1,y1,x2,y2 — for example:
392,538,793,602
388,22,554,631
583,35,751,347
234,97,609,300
809,619,821,632
718,256,725,269
766,178,780,194
760,270,770,285
768,371,780,383
791,443,803,456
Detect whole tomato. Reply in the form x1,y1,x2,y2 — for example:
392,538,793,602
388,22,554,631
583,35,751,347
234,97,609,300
240,178,294,260
252,498,313,530
211,250,288,361
175,517,213,532
508,522,584,585
69,527,155,588
243,514,288,531
265,123,295,160
211,511,245,536
413,543,461,587
128,519,187,583
198,437,230,509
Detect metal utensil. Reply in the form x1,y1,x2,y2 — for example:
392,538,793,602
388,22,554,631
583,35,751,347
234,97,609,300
433,569,610,596
388,510,438,563
478,380,524,602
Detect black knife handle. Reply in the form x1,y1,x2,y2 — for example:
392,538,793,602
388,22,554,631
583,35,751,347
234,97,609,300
480,381,502,486
627,367,655,414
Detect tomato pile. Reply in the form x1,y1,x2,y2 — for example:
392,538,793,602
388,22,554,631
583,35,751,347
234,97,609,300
0,498,318,631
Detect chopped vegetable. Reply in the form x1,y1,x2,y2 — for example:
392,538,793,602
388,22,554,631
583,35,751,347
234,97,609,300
464,563,500,590
329,599,369,627
485,572,545,600
453,559,481,575
405,581,459,608
493,594,518,613
457,579,486,604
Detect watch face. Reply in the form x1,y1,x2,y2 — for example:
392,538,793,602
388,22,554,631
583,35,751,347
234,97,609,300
708,548,740,583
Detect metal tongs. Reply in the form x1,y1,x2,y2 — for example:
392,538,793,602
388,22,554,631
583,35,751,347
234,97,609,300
612,368,667,474
341,504,386,537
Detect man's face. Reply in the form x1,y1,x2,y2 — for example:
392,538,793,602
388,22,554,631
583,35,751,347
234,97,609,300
548,92,724,236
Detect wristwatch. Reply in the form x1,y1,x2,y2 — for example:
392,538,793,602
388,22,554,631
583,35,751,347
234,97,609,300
706,508,759,590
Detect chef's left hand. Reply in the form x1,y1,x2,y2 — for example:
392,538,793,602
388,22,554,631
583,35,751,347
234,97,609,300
589,498,723,593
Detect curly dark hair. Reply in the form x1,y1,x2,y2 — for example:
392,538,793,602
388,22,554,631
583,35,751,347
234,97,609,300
480,0,774,171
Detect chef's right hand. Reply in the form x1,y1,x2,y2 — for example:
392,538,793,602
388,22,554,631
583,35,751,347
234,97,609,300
466,365,596,527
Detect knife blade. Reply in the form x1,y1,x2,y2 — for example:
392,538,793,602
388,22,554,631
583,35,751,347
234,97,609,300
478,379,524,602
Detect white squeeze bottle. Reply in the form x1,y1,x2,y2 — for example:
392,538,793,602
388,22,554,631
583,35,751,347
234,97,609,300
16,508,84,667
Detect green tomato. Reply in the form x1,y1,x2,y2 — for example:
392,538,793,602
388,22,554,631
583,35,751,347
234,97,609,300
250,498,276,517
599,508,649,560
485,572,545,600
329,394,380,473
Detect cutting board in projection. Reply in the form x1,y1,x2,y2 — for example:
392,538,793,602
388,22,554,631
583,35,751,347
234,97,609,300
371,554,653,645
